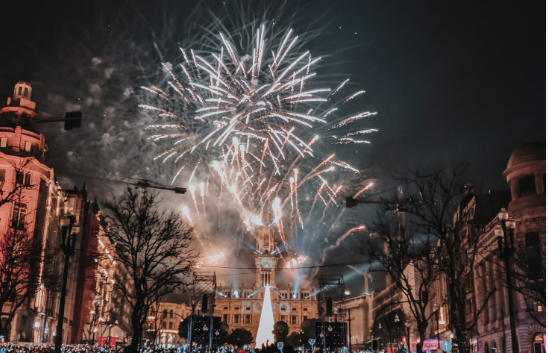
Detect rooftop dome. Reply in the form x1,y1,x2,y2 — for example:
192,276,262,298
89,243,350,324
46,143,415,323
507,142,545,169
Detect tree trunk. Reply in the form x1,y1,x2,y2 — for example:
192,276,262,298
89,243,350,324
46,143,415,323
416,324,427,353
131,299,144,348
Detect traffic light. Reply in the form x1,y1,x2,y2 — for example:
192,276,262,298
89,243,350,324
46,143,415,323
64,111,82,130
202,294,208,311
372,340,378,350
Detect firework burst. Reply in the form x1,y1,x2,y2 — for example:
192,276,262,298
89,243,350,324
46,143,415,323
140,18,377,265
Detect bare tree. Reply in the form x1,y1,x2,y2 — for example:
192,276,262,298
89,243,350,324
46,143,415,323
386,162,502,353
364,210,442,353
102,187,199,347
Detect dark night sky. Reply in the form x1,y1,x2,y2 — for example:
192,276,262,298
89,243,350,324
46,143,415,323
0,0,544,296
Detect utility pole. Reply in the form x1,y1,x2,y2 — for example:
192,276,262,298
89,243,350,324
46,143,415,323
54,215,78,353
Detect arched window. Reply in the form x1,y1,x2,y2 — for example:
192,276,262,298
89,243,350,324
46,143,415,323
170,309,173,318
24,88,28,98
533,334,544,353
163,309,167,318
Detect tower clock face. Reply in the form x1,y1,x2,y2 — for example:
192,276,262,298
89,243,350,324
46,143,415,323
257,257,276,269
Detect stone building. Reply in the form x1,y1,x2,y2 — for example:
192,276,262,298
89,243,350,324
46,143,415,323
0,81,81,344
214,223,319,343
474,143,545,353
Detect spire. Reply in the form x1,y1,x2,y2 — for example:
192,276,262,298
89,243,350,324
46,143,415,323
255,286,275,347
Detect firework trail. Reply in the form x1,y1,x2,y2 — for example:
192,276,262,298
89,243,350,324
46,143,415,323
139,14,378,264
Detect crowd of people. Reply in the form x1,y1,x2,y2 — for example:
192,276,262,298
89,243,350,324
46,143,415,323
0,343,355,353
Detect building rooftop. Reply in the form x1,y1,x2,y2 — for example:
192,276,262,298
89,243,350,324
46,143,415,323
507,142,546,168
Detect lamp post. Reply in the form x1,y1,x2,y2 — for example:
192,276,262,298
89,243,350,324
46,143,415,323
394,314,400,352
54,215,79,353
497,212,519,353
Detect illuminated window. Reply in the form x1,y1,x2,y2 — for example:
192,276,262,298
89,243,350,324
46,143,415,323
25,142,31,152
1,138,7,148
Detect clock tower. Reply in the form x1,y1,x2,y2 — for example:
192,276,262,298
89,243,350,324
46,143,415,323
254,211,279,289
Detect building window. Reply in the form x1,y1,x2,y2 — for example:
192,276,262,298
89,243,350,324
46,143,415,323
163,309,167,318
162,322,166,329
12,203,27,229
222,314,228,323
16,172,31,186
302,316,308,321
303,307,308,312
223,307,228,310
169,322,173,329
233,314,240,324
244,314,251,324
262,272,271,287
170,310,173,318
292,308,297,312
280,315,287,322
519,175,537,197
25,142,31,152
0,138,7,148
533,301,543,312
0,169,5,182
291,316,298,325
234,307,239,311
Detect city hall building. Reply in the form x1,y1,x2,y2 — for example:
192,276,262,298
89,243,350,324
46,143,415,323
214,222,319,340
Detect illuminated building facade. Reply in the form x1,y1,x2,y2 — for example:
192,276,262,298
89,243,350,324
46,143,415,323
0,81,81,344
214,223,319,345
145,302,190,348
0,81,131,345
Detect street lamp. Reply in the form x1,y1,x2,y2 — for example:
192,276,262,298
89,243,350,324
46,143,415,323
54,215,79,353
497,211,519,353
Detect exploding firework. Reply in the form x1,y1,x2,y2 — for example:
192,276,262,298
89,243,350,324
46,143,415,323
285,255,308,268
140,16,377,264
196,251,226,269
